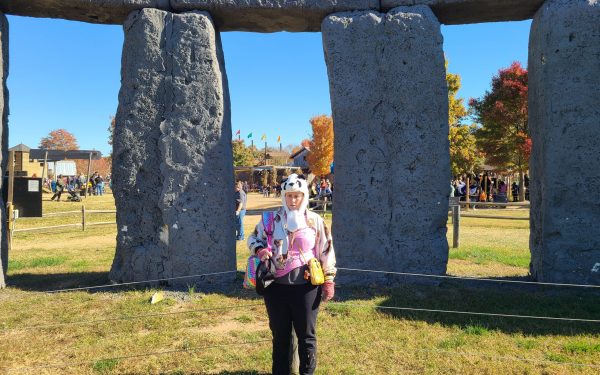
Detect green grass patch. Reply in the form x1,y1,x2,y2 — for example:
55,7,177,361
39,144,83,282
544,353,571,363
563,340,600,354
463,324,490,336
449,246,530,268
8,256,68,271
92,358,119,373
438,334,467,349
234,314,254,323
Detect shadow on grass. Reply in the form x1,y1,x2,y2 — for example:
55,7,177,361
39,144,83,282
216,372,270,375
6,270,264,301
7,271,110,291
333,277,600,336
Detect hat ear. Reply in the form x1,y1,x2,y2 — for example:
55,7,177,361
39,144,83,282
297,174,306,180
281,177,288,184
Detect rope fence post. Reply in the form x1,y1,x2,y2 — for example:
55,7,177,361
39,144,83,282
82,205,86,232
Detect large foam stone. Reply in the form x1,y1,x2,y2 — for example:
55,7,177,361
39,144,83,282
0,0,546,28
171,0,378,31
528,0,600,285
323,6,450,284
110,9,235,286
0,13,7,287
382,0,544,24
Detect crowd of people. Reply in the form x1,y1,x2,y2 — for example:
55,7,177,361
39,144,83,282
451,173,529,202
44,172,111,201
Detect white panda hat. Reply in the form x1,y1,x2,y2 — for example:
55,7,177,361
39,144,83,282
281,174,309,213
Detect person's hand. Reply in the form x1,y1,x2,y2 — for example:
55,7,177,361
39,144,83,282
256,248,272,261
321,281,335,302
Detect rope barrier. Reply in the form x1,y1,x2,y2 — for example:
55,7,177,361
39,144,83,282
42,270,238,294
2,339,272,372
337,267,600,289
1,303,264,332
331,302,600,324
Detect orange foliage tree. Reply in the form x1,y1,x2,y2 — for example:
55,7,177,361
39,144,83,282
39,129,79,151
306,115,334,177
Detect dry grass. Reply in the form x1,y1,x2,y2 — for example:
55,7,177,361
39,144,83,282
1,193,599,374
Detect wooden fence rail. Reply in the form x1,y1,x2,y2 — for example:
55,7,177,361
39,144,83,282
13,207,117,234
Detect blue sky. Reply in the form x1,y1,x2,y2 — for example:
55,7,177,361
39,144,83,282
6,15,530,156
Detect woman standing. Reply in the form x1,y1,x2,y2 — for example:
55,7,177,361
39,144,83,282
248,174,336,375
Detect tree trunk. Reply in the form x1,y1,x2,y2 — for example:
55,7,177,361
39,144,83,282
519,169,525,202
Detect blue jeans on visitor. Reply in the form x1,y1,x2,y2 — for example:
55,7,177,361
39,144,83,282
236,209,246,240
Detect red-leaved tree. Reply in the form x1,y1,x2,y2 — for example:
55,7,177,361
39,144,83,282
470,61,530,200
39,129,79,151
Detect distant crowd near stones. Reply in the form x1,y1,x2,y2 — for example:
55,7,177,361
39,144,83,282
0,1,599,286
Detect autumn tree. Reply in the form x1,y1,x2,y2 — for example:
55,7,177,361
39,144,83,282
306,115,334,177
39,129,79,151
232,140,256,167
470,62,530,200
446,61,481,177
108,116,116,146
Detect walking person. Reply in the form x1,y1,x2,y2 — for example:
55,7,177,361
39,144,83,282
50,175,65,201
248,174,336,375
235,181,247,241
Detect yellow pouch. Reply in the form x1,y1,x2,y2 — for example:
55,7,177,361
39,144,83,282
307,257,325,286
298,245,324,286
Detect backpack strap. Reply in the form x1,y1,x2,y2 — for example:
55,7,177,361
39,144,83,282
262,211,275,251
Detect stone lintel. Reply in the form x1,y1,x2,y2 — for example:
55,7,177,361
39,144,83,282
0,1,171,25
171,0,379,31
1,0,545,30
382,0,545,25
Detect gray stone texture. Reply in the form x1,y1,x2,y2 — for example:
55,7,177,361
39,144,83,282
382,1,545,24
323,6,450,284
110,8,235,286
171,0,378,31
529,0,600,285
0,0,546,29
0,1,171,25
0,13,7,287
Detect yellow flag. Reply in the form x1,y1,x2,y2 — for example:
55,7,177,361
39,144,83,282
261,134,267,141
277,136,281,143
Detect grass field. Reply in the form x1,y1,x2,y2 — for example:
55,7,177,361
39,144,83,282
1,193,599,374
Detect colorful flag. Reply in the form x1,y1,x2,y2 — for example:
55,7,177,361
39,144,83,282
235,129,240,135
277,136,281,143
261,134,267,141
247,132,253,138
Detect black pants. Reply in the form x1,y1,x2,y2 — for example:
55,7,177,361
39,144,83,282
264,283,321,375
51,190,62,201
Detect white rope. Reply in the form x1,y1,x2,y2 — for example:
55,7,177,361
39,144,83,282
333,302,600,324
337,267,600,289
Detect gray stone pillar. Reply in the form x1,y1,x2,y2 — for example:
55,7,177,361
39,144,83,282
0,12,8,288
110,9,235,287
323,6,450,284
529,0,600,285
